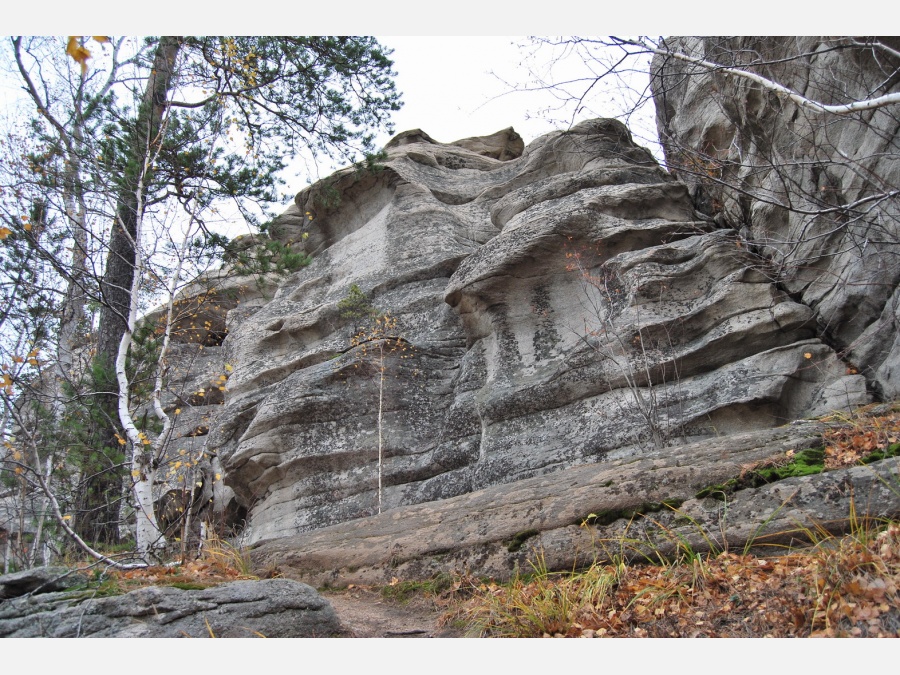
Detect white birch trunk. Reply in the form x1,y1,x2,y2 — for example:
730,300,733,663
115,214,163,560
3,531,10,574
26,455,54,567
113,116,170,560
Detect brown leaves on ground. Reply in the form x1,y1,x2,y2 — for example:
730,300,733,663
100,558,256,593
822,407,900,469
444,523,900,638
81,537,260,593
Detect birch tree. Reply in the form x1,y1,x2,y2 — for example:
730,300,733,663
0,35,402,562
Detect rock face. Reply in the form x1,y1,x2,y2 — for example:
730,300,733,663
0,576,345,637
171,118,868,545
250,422,900,586
650,37,900,398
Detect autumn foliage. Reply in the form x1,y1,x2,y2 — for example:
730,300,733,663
438,408,900,637
444,521,900,637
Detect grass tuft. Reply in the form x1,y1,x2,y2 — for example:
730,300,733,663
380,573,455,604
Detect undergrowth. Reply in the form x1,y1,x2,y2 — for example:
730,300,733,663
434,405,900,637
67,534,258,597
440,519,900,637
380,573,455,604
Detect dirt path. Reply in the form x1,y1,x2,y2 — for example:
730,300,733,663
321,586,466,638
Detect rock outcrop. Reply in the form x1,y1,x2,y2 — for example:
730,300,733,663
251,422,900,587
157,118,869,546
0,575,345,637
650,37,900,398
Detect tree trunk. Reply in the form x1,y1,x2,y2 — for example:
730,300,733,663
78,36,182,546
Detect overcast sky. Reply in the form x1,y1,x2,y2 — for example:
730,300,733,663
312,35,664,187
5,8,859,215
373,36,657,150
11,4,851,174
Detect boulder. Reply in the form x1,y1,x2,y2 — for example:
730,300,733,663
0,567,88,600
0,578,346,638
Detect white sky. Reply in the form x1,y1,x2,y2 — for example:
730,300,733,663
12,2,844,175
4,9,867,222
268,34,663,189
373,36,646,147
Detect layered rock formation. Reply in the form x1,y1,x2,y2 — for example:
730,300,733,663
650,37,900,397
251,420,900,587
0,574,345,637
158,118,869,545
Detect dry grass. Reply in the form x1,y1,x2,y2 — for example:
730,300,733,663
81,534,258,594
442,406,900,638
440,517,900,638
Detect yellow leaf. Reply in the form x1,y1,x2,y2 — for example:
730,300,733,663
131,470,140,478
804,352,812,359
62,514,72,520
23,222,32,231
92,36,110,43
0,227,12,239
175,408,181,415
215,473,222,481
114,433,126,446
224,364,233,372
65,36,92,74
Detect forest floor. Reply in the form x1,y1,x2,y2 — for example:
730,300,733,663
94,405,900,638
319,517,900,638
103,520,900,639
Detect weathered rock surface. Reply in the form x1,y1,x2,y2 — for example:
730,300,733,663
0,567,88,600
0,576,345,637
650,36,900,398
251,422,900,586
195,118,866,544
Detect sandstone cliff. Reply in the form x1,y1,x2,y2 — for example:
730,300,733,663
155,117,874,553
650,36,900,398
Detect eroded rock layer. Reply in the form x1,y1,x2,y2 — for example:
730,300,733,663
650,37,900,397
175,119,868,544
